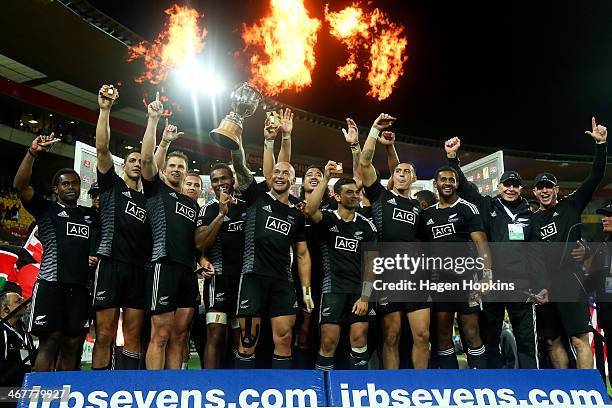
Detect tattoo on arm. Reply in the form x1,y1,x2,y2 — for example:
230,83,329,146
362,147,375,161
231,148,253,190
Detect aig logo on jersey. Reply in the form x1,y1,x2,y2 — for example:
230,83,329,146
335,236,358,252
176,202,196,221
540,222,557,239
227,220,244,232
432,223,455,239
66,222,89,239
392,208,416,224
125,201,146,222
265,216,291,235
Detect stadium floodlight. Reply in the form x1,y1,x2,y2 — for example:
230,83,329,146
177,59,226,95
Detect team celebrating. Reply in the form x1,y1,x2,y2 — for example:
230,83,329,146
8,83,612,375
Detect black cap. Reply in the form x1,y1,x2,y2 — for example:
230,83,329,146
534,172,557,187
597,202,612,216
0,281,22,297
499,170,522,185
88,183,99,195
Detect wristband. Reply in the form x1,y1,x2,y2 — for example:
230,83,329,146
27,149,38,159
361,281,373,299
282,133,291,141
264,139,275,149
350,143,361,153
368,127,380,140
302,286,311,296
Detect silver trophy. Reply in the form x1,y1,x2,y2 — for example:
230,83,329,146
210,82,262,150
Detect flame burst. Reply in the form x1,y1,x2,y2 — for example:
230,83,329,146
128,5,207,84
325,4,408,100
241,0,321,96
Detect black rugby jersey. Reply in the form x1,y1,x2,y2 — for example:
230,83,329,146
317,209,377,294
241,180,307,282
23,193,94,285
419,198,484,243
196,197,246,276
96,167,151,265
364,180,421,242
142,175,198,268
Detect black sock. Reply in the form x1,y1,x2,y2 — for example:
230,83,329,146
437,347,459,369
272,354,293,369
91,362,112,370
349,348,368,370
315,354,335,371
117,349,142,370
294,347,313,369
234,351,256,369
467,345,487,369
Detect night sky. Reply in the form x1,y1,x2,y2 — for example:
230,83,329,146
87,0,612,156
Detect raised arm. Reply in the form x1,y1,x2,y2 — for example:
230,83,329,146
95,85,115,174
445,137,482,203
573,117,608,211
304,161,335,224
378,131,398,190
154,118,185,174
358,113,396,187
277,108,293,163
14,135,58,203
262,117,279,181
231,134,254,191
140,92,164,181
195,191,232,253
342,118,362,184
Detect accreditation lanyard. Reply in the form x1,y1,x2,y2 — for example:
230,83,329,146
498,200,524,241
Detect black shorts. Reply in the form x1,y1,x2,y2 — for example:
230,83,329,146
236,274,297,317
93,258,146,310
204,274,241,315
319,293,376,324
28,280,91,336
377,297,430,315
147,261,199,314
537,302,591,337
434,302,480,315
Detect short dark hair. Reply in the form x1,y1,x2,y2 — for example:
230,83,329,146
333,178,358,195
123,151,140,163
434,166,458,180
52,168,80,188
165,150,189,170
414,190,437,207
209,163,234,178
301,165,324,180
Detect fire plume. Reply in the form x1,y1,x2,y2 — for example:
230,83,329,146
241,0,321,96
325,3,408,100
128,5,207,84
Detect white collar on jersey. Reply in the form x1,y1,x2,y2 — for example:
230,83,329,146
334,209,357,222
266,191,295,208
435,198,461,209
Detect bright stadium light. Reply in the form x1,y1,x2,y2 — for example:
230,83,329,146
177,60,226,95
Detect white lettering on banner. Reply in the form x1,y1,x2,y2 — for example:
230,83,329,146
392,208,416,224
66,222,89,239
176,202,196,221
335,236,358,252
125,201,146,222
227,221,244,232
265,216,291,235
432,223,455,239
540,222,557,239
